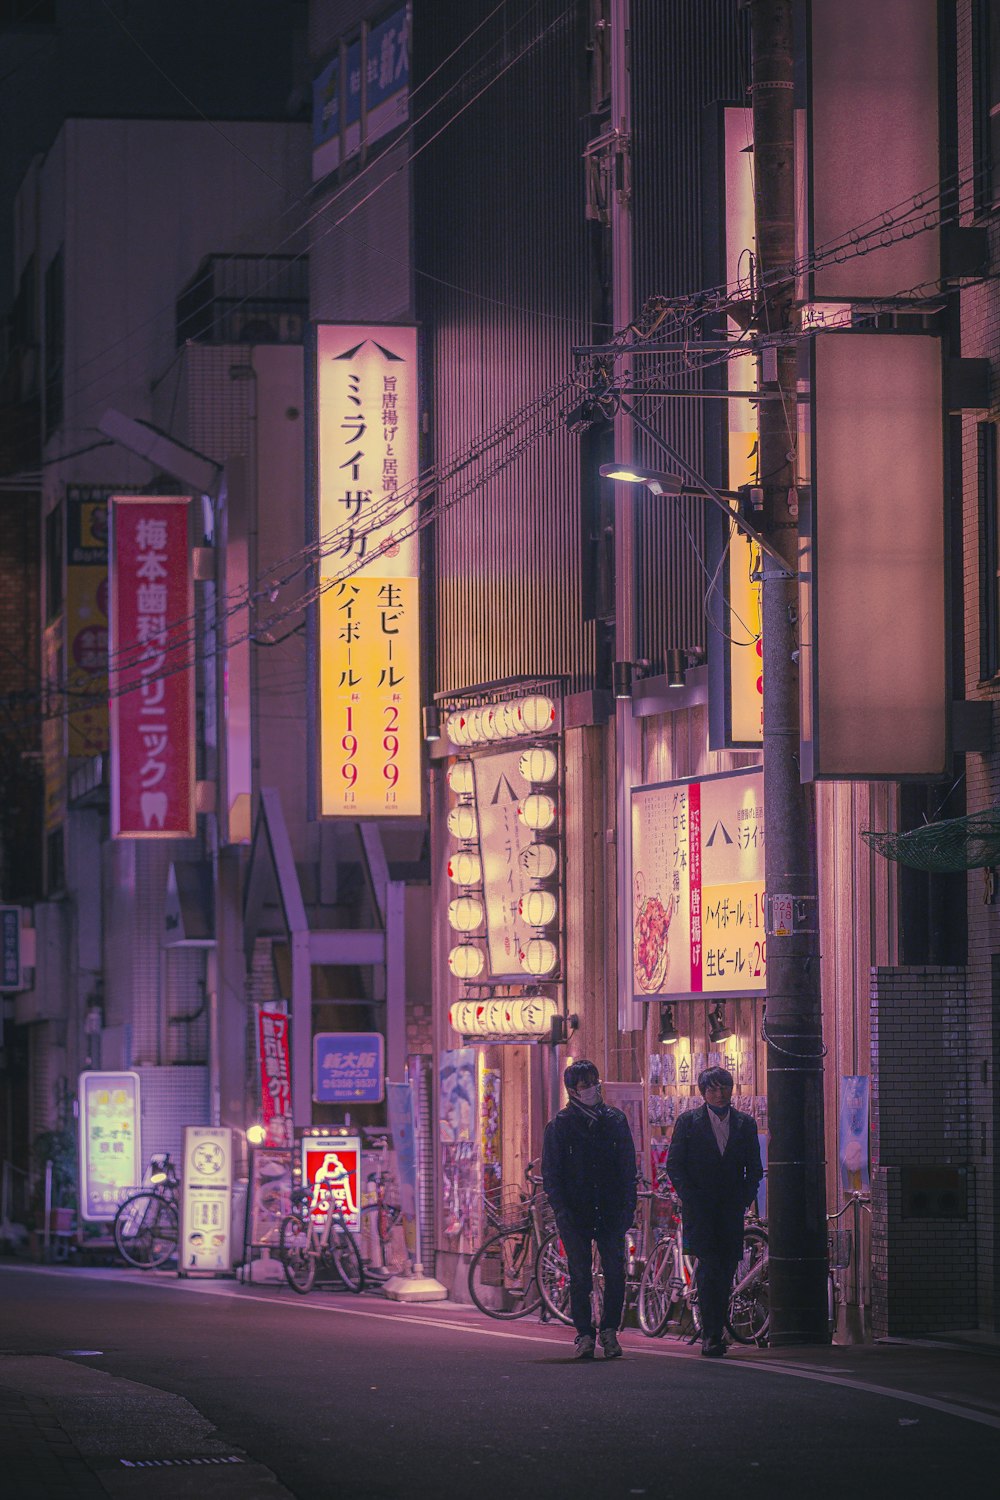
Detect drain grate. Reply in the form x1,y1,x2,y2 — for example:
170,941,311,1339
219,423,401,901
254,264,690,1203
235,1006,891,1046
120,1456,246,1468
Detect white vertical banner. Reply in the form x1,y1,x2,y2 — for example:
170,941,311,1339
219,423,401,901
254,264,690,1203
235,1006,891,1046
179,1126,234,1275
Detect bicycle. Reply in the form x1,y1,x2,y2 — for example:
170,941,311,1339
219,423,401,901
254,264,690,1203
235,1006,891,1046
636,1199,769,1346
536,1171,676,1329
278,1173,365,1295
466,1162,553,1320
113,1154,180,1269
358,1142,407,1281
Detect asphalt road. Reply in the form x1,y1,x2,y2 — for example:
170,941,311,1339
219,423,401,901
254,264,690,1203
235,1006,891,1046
2,1264,998,1499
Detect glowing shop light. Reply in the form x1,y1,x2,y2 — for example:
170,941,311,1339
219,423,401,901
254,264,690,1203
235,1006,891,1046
518,747,558,784
447,761,475,796
447,851,482,886
446,805,479,841
448,895,484,932
520,842,558,880
448,944,485,979
520,937,559,976
519,793,556,831
519,889,557,927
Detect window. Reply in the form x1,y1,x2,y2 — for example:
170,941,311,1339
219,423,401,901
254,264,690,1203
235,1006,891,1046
973,1,1000,212
978,421,999,678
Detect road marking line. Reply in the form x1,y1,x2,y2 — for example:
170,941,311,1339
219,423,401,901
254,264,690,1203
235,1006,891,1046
5,1265,999,1430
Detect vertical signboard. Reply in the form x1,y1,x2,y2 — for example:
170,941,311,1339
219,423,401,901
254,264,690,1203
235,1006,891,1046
472,747,539,976
386,1081,419,1259
316,324,421,817
631,767,765,1002
66,496,109,756
42,623,65,835
180,1125,234,1273
258,1008,293,1146
109,496,195,837
79,1070,141,1221
300,1133,362,1233
313,1031,385,1103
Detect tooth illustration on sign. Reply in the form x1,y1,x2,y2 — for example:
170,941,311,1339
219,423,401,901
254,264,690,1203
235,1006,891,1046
141,792,169,828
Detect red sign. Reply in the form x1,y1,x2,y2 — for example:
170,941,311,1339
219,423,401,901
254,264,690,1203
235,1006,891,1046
259,1011,293,1147
300,1135,361,1231
109,497,195,837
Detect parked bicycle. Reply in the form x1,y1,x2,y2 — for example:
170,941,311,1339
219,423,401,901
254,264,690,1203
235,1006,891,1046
358,1140,407,1282
535,1169,676,1329
636,1197,769,1346
466,1162,554,1320
113,1154,180,1269
279,1170,365,1295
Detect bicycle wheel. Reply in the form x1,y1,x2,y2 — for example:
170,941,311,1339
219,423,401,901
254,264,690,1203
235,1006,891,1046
725,1226,769,1345
358,1202,408,1277
637,1237,675,1337
468,1227,542,1320
279,1213,316,1293
535,1231,573,1325
114,1192,178,1269
329,1222,365,1293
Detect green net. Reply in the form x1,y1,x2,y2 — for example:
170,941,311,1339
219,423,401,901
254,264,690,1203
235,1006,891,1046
861,811,1000,872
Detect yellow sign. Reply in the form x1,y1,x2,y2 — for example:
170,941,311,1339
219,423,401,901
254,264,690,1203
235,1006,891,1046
727,421,762,745
319,575,420,816
316,324,421,816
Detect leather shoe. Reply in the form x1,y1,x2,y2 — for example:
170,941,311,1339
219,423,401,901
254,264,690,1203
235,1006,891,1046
700,1337,726,1358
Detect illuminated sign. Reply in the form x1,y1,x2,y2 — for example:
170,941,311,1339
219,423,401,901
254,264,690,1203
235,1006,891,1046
79,1071,141,1221
66,498,109,756
258,1009,293,1146
473,747,547,977
180,1126,234,1274
313,1031,385,1103
316,324,421,817
300,1134,362,1233
724,107,762,747
109,496,195,837
631,767,765,1001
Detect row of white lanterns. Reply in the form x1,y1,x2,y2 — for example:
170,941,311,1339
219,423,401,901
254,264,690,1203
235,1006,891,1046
448,996,559,1038
446,693,556,748
445,728,561,983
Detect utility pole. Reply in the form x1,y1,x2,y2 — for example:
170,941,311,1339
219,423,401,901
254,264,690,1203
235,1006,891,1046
749,0,828,1343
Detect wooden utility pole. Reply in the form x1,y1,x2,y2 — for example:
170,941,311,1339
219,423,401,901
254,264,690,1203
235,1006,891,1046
749,0,829,1343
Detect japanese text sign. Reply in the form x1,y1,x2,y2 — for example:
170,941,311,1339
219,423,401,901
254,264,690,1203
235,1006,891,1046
301,1134,362,1233
316,324,421,817
66,497,110,756
472,748,546,977
631,766,765,1001
258,1009,293,1147
109,497,194,837
313,1031,385,1103
78,1071,141,1221
180,1126,233,1274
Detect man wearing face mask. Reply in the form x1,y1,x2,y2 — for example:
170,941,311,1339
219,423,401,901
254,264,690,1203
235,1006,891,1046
541,1059,638,1359
666,1065,763,1358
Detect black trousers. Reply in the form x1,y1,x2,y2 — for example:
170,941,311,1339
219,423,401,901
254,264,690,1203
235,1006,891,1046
694,1247,739,1343
558,1221,627,1337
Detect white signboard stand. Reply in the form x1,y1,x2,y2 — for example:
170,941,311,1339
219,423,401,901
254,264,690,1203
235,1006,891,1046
179,1125,234,1276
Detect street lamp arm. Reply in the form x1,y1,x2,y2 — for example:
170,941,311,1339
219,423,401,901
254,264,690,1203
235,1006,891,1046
618,400,795,577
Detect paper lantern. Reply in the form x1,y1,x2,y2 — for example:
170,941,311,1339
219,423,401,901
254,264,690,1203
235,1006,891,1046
446,805,478,840
447,761,475,796
520,694,555,733
448,944,485,979
520,938,559,976
519,889,557,927
518,746,558,784
449,1001,476,1032
447,850,482,885
447,711,469,747
448,895,484,932
520,842,558,880
480,706,502,740
519,793,556,831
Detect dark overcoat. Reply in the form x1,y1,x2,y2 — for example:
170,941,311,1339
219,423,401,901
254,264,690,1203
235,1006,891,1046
541,1104,637,1238
665,1104,763,1260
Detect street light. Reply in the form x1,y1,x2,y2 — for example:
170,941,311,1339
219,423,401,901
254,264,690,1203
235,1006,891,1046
599,453,793,576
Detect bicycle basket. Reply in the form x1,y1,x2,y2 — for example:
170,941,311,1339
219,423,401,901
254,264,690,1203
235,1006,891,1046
483,1185,531,1234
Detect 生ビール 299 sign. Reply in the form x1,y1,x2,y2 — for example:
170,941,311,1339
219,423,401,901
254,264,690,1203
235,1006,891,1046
316,324,421,817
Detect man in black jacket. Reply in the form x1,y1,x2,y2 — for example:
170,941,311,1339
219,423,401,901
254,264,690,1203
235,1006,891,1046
666,1065,763,1357
541,1058,637,1360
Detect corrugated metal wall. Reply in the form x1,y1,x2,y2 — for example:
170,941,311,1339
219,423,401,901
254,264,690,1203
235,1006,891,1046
415,0,598,695
630,0,750,667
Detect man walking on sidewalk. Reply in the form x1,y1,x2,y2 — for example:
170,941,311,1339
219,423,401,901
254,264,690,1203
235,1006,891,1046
666,1066,763,1357
542,1059,638,1360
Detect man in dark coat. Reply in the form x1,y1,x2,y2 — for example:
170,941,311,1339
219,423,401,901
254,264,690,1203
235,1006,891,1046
666,1065,763,1357
541,1058,638,1360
